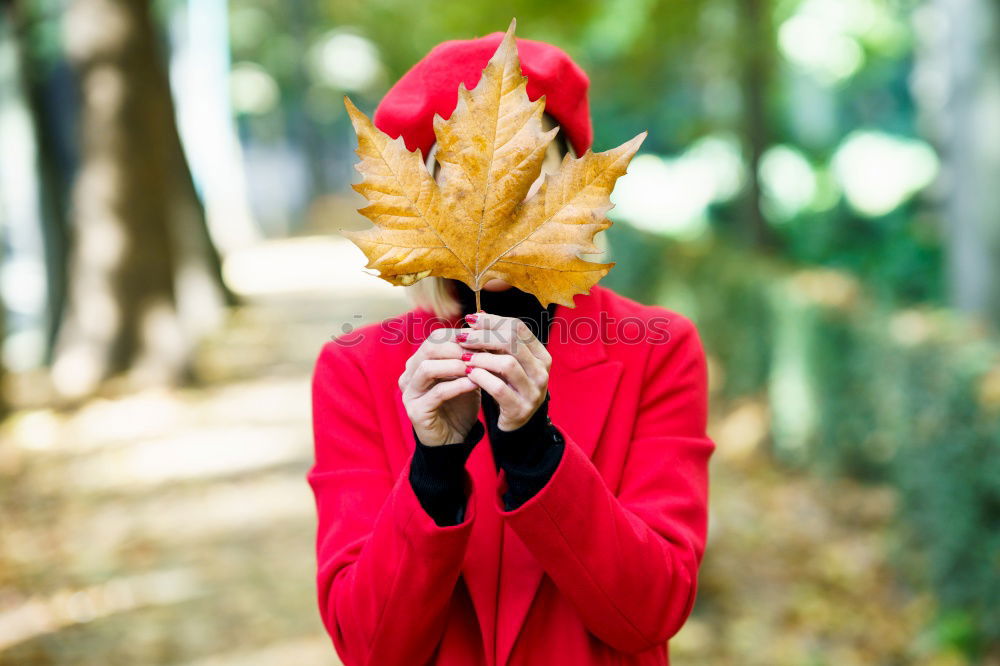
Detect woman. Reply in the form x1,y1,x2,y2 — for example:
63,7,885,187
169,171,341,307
307,30,715,666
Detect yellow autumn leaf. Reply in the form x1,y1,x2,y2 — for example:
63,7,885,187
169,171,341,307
342,18,646,308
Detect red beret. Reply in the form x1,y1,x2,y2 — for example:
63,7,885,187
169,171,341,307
373,32,592,158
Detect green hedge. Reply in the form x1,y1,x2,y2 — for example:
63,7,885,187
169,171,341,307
604,222,1000,658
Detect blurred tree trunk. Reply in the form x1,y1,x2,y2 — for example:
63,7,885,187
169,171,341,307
916,0,1000,328
6,0,75,364
52,0,233,400
0,1,15,419
24,60,73,361
737,0,778,252
1,0,42,417
289,1,327,200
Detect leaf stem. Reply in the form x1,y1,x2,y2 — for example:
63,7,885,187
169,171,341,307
475,289,481,313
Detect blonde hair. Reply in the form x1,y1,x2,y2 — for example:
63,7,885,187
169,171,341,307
408,273,463,319
407,115,610,317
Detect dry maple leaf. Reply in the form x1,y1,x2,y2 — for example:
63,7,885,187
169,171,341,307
342,18,646,308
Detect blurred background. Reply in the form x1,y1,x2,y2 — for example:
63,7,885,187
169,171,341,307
0,0,998,664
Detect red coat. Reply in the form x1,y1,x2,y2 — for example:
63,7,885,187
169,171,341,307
307,284,715,666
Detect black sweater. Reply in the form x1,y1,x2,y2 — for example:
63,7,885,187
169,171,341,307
408,281,566,526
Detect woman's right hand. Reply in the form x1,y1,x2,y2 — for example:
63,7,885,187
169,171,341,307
399,328,481,446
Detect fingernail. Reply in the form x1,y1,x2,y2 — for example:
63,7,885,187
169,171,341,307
465,366,473,374
461,352,473,362
456,332,468,343
464,313,478,324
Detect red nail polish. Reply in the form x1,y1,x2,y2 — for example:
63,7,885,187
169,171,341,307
465,366,473,374
461,352,473,361
456,332,468,343
464,313,478,324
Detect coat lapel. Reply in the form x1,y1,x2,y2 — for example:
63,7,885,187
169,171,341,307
392,310,505,665
460,417,504,665
495,288,624,666
394,387,504,665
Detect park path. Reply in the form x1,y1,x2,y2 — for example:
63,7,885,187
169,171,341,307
0,238,954,666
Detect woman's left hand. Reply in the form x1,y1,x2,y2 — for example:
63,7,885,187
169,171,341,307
457,312,551,431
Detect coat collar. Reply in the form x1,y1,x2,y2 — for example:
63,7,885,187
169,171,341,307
395,286,624,666
546,286,610,372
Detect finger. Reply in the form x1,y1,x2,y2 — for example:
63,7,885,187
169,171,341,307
458,327,547,384
456,327,519,355
421,376,479,410
405,359,467,395
464,351,535,397
467,313,549,364
404,341,466,377
399,329,469,387
467,367,525,415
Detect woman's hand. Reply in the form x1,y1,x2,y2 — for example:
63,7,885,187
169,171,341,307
399,328,481,446
457,313,551,431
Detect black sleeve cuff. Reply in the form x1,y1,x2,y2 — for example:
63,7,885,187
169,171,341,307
408,420,485,526
483,392,565,511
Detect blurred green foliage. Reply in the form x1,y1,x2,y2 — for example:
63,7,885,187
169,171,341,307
606,221,1000,657
224,0,942,306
